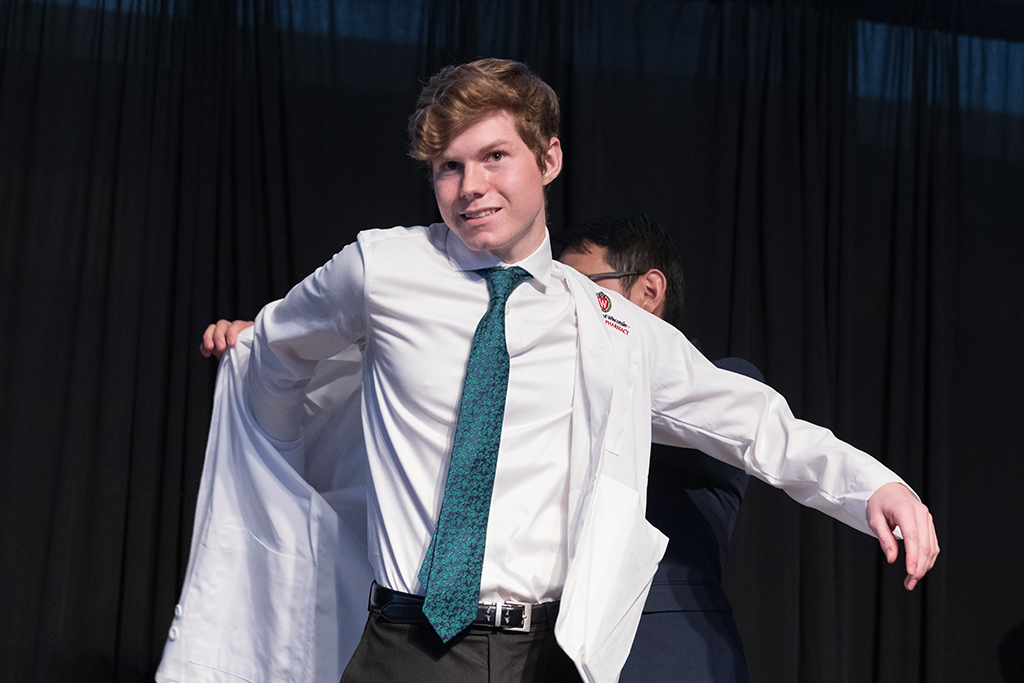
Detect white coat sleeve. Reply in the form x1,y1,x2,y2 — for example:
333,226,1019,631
646,319,913,538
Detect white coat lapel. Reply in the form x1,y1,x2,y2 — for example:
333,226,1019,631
567,275,614,514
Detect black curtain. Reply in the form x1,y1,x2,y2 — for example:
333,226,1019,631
1,1,1021,681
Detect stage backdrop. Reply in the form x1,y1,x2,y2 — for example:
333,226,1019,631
1,1,1022,681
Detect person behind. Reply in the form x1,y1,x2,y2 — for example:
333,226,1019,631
183,58,938,683
558,214,755,682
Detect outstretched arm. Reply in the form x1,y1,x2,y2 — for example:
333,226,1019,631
866,482,940,590
199,319,255,359
645,316,939,590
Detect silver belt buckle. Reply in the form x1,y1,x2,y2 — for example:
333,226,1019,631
499,600,532,632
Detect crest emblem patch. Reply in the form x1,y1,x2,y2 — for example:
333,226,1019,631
597,292,611,312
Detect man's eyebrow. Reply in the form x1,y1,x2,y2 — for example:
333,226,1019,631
482,138,516,151
434,138,518,166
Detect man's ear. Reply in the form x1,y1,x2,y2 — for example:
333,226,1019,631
633,269,668,318
541,137,563,185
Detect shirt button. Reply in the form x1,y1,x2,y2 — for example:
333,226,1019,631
174,604,183,618
168,626,179,641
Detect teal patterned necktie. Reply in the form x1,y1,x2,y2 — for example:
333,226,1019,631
418,266,532,642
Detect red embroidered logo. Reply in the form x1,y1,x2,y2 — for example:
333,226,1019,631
597,292,611,312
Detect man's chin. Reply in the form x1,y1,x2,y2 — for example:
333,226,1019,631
448,227,497,254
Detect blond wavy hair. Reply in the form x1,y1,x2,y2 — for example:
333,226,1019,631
408,58,560,172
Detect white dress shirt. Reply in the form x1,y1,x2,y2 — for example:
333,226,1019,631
248,224,577,604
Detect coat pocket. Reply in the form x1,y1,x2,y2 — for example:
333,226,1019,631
560,475,668,683
180,524,314,683
587,475,667,626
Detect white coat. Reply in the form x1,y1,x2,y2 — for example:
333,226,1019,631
157,250,905,683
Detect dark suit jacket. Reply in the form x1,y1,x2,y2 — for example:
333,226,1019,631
619,357,762,683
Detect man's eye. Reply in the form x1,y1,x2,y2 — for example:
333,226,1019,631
490,151,503,161
445,161,459,171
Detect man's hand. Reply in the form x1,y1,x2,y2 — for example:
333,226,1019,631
199,319,255,360
866,482,939,591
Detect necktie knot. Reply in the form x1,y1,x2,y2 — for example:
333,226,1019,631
476,266,532,305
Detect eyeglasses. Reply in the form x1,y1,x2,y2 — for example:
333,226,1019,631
585,271,640,281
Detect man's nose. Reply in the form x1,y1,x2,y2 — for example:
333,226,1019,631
460,163,487,198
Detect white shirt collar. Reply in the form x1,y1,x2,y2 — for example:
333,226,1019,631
440,224,560,292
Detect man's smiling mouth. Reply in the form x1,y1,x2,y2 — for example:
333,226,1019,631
462,208,499,220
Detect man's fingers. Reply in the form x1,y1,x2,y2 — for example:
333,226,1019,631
906,508,939,589
213,319,233,353
888,504,938,592
869,510,899,565
902,524,920,585
928,512,940,570
225,320,254,347
199,323,218,357
199,319,255,360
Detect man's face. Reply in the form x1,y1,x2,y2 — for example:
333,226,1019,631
432,110,561,263
559,243,645,308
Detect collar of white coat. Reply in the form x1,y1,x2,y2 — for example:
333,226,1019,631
439,223,561,293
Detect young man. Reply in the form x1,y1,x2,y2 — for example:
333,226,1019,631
177,59,937,683
558,214,754,682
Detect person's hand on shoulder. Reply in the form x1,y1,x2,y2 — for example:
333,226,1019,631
866,482,940,590
199,319,255,360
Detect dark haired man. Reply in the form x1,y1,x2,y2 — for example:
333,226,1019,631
168,58,937,683
558,214,753,682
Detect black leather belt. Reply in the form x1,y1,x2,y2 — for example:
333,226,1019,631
368,582,556,633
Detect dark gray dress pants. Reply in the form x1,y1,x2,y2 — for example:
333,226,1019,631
340,609,583,683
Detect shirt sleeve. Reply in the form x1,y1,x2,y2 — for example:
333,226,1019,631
646,321,913,538
246,241,367,442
